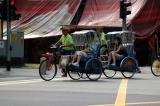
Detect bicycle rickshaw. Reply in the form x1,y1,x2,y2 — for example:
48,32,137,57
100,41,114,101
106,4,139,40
39,30,102,81
100,31,139,78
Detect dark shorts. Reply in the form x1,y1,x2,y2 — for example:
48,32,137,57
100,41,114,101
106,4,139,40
60,49,74,55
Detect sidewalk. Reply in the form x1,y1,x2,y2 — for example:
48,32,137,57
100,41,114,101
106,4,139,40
0,68,40,81
23,63,39,69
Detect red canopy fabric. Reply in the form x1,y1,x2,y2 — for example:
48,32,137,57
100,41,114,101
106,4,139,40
3,0,160,40
129,0,160,39
78,0,146,27
7,0,81,39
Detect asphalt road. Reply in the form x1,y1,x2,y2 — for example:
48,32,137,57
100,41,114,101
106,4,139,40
0,67,160,106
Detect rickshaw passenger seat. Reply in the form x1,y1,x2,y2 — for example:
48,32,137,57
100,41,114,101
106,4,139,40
80,44,101,62
90,43,101,58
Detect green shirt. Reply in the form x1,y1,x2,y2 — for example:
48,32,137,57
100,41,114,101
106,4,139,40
59,34,74,51
101,32,107,46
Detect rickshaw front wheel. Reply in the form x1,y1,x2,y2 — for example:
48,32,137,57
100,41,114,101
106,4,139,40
66,64,82,80
68,70,82,80
85,59,102,81
39,59,57,81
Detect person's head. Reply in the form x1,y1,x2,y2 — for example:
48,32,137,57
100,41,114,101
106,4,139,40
114,37,122,45
62,27,70,36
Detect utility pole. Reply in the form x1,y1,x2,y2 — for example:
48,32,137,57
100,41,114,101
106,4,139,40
0,19,2,39
120,0,131,31
0,0,3,40
6,0,11,71
122,0,127,31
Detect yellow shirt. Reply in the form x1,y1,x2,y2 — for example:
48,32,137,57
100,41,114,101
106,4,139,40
59,34,74,51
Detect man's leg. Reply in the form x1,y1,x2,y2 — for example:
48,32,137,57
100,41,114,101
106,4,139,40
108,52,112,65
72,52,78,63
61,68,67,77
111,51,116,65
60,50,67,77
111,52,123,65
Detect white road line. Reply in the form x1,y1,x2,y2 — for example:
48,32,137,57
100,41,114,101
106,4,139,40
0,79,43,86
126,101,160,105
0,77,70,86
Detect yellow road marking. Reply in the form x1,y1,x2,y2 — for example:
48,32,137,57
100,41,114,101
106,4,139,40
115,79,128,106
89,79,128,106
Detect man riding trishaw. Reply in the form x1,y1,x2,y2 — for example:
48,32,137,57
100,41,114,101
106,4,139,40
55,27,74,77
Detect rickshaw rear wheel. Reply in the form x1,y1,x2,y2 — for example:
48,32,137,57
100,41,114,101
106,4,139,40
68,70,82,80
81,73,88,79
66,64,82,80
85,59,102,81
120,57,137,79
39,59,57,81
103,68,117,78
151,58,160,77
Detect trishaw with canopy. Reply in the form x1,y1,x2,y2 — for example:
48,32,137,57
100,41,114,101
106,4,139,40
100,31,139,78
39,30,103,81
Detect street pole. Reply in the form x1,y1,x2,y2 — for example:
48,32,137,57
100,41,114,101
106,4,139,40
6,0,11,71
0,20,1,39
0,19,3,39
0,0,3,40
122,0,127,31
122,16,127,31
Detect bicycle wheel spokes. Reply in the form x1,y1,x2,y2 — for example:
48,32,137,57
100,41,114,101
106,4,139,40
86,73,102,81
103,68,116,78
39,59,57,81
68,70,81,80
121,57,136,79
86,59,102,81
151,59,160,77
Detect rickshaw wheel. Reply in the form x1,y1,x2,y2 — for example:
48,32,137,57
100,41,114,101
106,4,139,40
151,58,160,77
81,73,88,79
68,70,82,80
39,59,57,81
85,59,102,81
103,68,117,78
120,57,137,79
66,64,82,80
